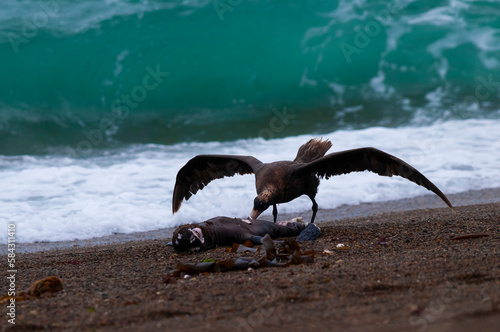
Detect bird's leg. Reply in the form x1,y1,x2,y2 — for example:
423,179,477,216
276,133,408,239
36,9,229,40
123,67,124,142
272,204,278,223
310,198,318,223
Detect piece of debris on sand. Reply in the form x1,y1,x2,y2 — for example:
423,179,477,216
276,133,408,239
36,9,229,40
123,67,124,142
0,276,63,303
166,234,314,279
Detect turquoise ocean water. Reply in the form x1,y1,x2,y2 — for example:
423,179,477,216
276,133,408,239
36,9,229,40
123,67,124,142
2,0,500,242
1,0,499,155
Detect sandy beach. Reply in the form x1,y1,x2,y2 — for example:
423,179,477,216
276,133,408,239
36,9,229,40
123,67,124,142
1,190,499,331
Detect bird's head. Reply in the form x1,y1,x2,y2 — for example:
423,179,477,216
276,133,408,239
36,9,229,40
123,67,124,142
249,190,272,220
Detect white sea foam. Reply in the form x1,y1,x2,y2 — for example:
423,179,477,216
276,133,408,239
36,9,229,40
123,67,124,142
1,118,500,243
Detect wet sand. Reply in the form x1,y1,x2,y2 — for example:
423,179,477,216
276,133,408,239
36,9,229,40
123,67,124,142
1,193,499,331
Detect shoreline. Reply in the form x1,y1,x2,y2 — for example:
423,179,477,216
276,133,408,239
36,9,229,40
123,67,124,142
6,187,500,254
2,199,499,331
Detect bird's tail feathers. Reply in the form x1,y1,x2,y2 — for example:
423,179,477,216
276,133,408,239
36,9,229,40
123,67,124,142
294,138,332,163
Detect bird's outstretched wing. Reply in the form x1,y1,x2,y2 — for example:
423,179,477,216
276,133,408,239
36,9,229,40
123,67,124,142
294,147,454,210
172,155,263,213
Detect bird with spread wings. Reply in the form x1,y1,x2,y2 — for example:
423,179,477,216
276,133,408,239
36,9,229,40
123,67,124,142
172,138,453,223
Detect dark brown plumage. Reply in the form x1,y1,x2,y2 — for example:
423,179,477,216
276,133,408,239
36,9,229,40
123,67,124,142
172,138,454,223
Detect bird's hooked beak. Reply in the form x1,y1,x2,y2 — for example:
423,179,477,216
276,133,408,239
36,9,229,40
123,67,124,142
249,208,262,220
